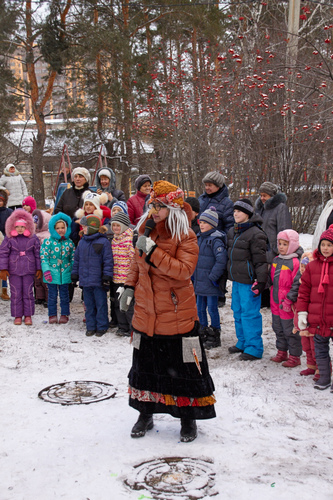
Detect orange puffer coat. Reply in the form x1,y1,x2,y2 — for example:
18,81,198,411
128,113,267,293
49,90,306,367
125,209,199,337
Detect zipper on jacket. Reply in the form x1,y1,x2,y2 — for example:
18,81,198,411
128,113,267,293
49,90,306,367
171,290,178,312
229,234,240,281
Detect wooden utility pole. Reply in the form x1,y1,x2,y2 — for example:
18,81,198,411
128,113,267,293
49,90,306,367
286,0,301,70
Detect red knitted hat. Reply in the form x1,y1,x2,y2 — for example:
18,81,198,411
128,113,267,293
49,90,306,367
319,224,333,246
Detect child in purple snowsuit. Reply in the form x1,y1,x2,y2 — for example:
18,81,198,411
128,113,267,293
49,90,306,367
0,209,41,325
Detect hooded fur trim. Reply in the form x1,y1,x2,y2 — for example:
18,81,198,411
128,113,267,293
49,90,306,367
48,212,72,240
255,192,288,212
95,166,117,193
33,209,52,233
5,208,35,238
4,164,19,176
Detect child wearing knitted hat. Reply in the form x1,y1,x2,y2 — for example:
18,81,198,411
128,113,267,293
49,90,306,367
293,251,319,379
227,199,269,360
71,214,113,337
110,212,135,336
0,209,42,325
193,206,228,349
269,229,303,367
296,225,333,391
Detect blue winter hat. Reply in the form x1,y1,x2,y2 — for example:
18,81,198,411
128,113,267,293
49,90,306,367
111,201,128,215
199,206,218,228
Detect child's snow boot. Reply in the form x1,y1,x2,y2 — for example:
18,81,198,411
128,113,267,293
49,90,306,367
282,355,301,368
203,327,221,350
131,413,154,438
1,288,10,301
314,379,331,390
228,345,244,354
24,316,32,325
270,350,288,363
300,368,315,376
199,325,210,343
14,317,22,325
49,316,58,324
59,315,69,324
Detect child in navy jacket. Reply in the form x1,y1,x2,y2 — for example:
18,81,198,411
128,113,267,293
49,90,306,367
71,215,113,336
193,206,228,349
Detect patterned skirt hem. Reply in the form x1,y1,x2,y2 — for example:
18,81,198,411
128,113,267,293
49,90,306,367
129,385,216,408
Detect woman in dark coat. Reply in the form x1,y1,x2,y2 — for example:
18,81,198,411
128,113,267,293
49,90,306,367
120,181,216,442
54,167,92,219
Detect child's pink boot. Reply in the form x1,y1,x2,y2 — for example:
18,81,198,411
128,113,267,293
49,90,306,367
24,316,32,326
270,350,288,363
282,355,301,368
14,317,22,325
300,368,315,376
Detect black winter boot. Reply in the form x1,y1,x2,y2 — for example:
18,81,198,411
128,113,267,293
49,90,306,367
180,418,197,442
131,413,154,438
203,327,221,350
199,325,210,343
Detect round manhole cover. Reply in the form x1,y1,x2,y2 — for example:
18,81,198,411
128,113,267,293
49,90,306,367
38,380,116,405
125,456,217,499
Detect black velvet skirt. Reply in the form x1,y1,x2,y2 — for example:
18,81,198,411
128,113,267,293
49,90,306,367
128,322,216,419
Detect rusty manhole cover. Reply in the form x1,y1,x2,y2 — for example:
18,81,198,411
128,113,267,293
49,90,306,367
125,456,217,499
38,380,116,405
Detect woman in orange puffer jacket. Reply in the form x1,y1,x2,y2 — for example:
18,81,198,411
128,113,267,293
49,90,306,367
120,181,216,443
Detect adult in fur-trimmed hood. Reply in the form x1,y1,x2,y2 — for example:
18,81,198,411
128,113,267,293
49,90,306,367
122,180,216,443
95,166,126,209
255,182,292,264
0,209,41,325
0,164,28,209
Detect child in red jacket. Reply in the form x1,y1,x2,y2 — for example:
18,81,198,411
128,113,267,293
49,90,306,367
296,225,333,391
270,229,303,367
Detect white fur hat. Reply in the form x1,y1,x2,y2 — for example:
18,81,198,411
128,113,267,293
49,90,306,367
75,191,108,219
72,167,91,184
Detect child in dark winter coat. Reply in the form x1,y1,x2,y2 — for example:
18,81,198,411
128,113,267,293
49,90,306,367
193,206,228,349
71,215,113,337
0,209,41,325
0,188,13,301
270,229,303,367
185,196,200,235
41,212,75,324
296,225,333,391
227,199,268,360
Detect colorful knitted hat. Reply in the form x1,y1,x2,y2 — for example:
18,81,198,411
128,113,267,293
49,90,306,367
111,212,131,234
80,214,101,235
135,174,152,192
319,224,333,245
202,171,225,188
111,201,128,215
199,206,218,228
22,196,37,213
234,198,254,218
259,181,279,197
149,180,184,208
277,229,300,254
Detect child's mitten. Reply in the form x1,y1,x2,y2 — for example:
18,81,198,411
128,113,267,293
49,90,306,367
44,271,53,283
280,298,293,312
251,281,266,295
298,311,308,330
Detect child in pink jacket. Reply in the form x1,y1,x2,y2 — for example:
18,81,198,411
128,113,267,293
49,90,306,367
270,229,303,367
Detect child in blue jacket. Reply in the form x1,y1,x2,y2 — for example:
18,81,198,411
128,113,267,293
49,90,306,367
71,215,113,337
193,206,228,349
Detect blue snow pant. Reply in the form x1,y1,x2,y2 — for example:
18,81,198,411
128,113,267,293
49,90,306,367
231,281,263,358
314,334,332,385
83,286,109,332
47,283,70,317
196,295,220,329
272,314,302,356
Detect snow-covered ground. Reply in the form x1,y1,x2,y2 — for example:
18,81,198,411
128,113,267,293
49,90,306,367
1,233,333,500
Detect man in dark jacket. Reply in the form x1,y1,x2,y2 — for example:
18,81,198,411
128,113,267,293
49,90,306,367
198,171,234,234
255,181,292,308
